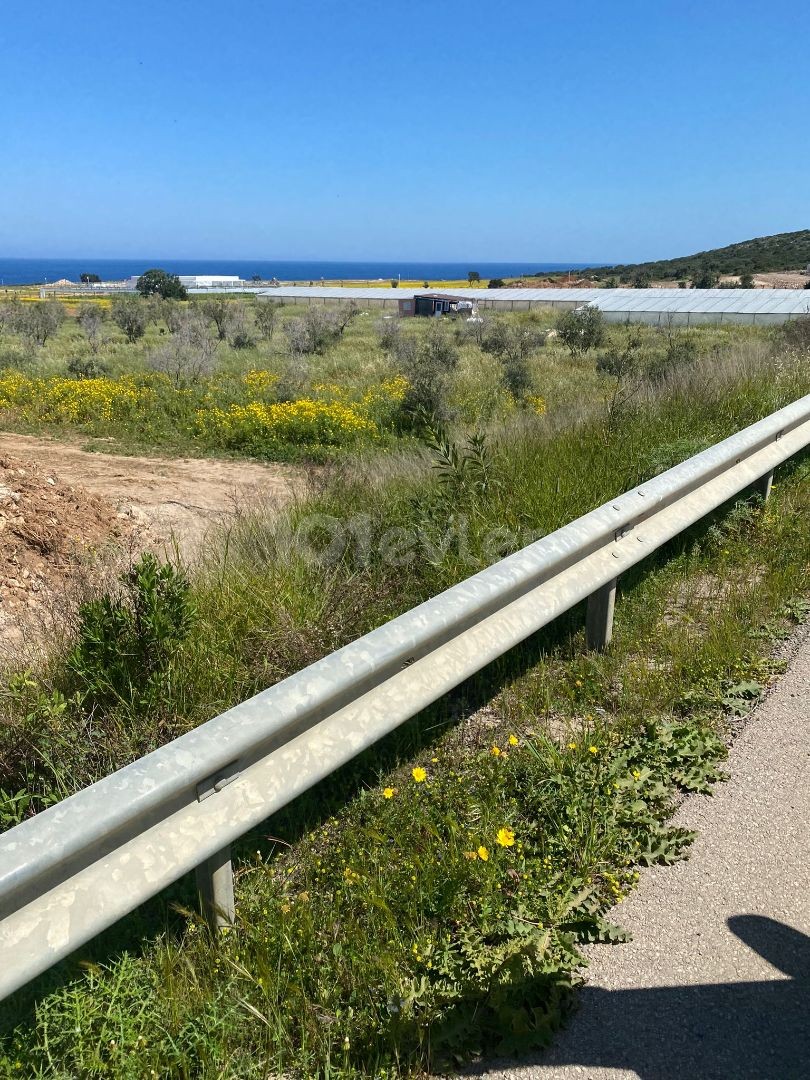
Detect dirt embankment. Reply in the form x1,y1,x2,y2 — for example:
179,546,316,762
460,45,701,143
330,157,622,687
0,435,303,656
0,453,137,650
0,434,301,559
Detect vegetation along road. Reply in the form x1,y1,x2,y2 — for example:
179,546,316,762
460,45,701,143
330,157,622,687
476,622,810,1079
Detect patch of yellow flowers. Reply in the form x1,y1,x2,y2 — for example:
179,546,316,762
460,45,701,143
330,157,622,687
200,372,408,450
0,371,151,423
0,366,410,452
524,393,547,415
198,398,378,449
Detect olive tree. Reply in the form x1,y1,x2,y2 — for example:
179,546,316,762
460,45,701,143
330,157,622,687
556,306,606,357
16,300,65,347
200,297,235,340
111,297,148,343
78,305,105,353
147,310,218,387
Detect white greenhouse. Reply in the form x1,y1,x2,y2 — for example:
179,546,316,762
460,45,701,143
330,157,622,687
252,286,810,325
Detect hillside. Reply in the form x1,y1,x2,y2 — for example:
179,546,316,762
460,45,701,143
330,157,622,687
545,229,810,284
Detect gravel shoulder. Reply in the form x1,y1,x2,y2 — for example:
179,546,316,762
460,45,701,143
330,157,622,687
473,623,810,1080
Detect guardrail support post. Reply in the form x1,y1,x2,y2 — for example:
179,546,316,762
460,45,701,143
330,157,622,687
196,846,235,931
755,469,774,502
586,578,617,651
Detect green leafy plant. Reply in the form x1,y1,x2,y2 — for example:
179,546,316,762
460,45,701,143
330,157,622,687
68,554,195,714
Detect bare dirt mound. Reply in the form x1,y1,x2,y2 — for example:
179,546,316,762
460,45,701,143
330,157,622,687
0,434,302,560
0,454,138,649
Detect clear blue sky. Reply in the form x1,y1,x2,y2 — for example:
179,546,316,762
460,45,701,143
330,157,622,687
2,1,808,263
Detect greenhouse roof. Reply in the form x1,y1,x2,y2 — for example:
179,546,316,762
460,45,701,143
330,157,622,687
251,286,810,315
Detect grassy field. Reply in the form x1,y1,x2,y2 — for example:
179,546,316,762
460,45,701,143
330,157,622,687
0,307,809,1075
0,293,785,461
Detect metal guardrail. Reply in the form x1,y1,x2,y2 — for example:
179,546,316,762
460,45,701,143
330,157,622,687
1,395,810,1001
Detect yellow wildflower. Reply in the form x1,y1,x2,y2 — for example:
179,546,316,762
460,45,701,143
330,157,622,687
496,828,516,848
383,787,396,799
477,846,489,861
490,746,501,758
412,767,427,783
508,735,519,747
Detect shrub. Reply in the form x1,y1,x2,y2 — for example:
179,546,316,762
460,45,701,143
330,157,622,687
147,313,218,387
375,316,401,352
226,303,255,349
15,300,65,347
782,315,810,350
394,323,459,423
648,333,700,383
479,322,541,400
0,299,20,336
68,554,194,715
77,305,104,353
254,301,279,340
200,297,236,340
692,267,719,289
111,297,147,343
556,306,606,357
488,278,506,288
66,355,109,380
285,308,354,357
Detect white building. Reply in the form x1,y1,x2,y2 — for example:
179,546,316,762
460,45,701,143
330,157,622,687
124,274,244,291
178,275,243,290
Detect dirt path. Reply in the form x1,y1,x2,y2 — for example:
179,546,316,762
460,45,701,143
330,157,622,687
0,433,303,560
473,623,810,1080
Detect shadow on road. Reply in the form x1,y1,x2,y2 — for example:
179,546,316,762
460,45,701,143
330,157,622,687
474,916,809,1080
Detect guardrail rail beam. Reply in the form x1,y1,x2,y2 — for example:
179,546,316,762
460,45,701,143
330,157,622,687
1,392,809,1001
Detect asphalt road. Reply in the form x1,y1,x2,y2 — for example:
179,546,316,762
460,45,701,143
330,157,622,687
471,624,810,1080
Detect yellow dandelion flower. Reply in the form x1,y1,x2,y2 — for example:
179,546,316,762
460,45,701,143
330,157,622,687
567,742,578,750
491,746,501,757
477,846,489,861
412,767,427,783
588,745,599,754
383,787,396,799
496,828,515,848
508,735,519,746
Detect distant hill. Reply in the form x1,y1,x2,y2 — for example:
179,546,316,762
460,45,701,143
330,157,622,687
546,230,810,284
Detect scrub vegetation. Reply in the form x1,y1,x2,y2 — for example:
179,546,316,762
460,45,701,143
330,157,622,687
565,227,810,285
0,293,787,460
0,300,809,1076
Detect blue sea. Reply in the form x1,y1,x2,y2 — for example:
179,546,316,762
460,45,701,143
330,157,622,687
0,258,601,287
